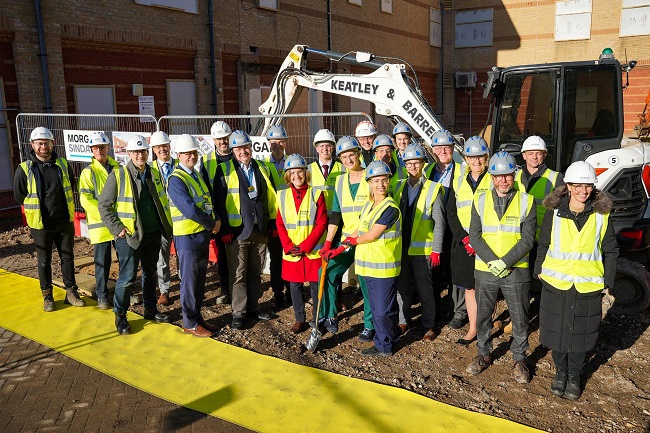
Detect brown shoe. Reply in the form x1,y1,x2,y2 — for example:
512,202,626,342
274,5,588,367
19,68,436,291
398,323,409,335
422,328,436,341
513,361,530,384
466,355,492,376
157,292,170,306
290,321,306,334
183,325,213,338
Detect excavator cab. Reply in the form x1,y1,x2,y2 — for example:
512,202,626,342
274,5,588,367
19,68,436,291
486,49,625,173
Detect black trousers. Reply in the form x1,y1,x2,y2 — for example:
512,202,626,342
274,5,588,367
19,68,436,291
552,350,587,375
30,222,76,292
267,234,289,296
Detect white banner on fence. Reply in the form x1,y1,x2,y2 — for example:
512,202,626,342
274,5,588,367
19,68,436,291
169,134,214,159
112,131,152,165
251,136,271,160
63,130,103,162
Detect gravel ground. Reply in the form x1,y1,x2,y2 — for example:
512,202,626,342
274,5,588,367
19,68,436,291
1,220,648,433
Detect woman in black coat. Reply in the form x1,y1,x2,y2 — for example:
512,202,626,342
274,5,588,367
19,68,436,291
534,161,618,400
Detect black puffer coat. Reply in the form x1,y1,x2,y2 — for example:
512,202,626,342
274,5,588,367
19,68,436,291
534,186,619,352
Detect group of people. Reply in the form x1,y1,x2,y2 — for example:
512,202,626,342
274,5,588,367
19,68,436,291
14,120,618,401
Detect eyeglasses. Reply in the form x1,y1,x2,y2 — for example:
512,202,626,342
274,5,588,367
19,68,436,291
405,161,423,168
370,178,390,185
129,149,149,155
492,174,514,180
568,184,594,191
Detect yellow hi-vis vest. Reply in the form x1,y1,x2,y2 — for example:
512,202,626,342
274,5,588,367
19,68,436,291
424,161,465,194
79,157,119,243
151,158,178,189
263,155,287,191
335,171,370,242
540,210,608,293
20,158,75,229
388,166,407,196
455,169,492,231
355,197,402,278
202,152,219,187
277,187,325,261
168,168,214,236
514,168,560,240
113,165,171,235
308,160,344,213
393,178,442,256
473,190,534,272
221,159,277,227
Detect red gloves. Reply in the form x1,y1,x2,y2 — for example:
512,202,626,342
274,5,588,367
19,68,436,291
341,236,358,246
319,240,333,258
288,245,305,256
462,236,475,256
429,251,441,267
323,245,346,261
222,233,235,244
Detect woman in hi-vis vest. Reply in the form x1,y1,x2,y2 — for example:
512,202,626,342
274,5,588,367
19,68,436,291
446,136,492,345
276,154,328,334
535,161,618,401
338,161,402,357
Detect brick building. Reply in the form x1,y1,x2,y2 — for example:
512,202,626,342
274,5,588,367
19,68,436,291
1,0,650,207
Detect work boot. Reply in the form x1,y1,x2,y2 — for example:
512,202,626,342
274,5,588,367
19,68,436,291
466,355,492,376
42,290,56,312
64,287,86,307
512,360,530,384
550,369,568,397
97,297,109,310
564,373,582,400
115,313,131,335
144,307,170,323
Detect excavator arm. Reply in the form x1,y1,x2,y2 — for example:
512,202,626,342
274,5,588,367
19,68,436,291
259,45,452,150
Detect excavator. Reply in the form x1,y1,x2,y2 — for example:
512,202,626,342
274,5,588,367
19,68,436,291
258,44,650,314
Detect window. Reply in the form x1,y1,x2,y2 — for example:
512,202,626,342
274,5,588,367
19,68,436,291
166,80,197,134
621,0,650,37
555,0,591,41
74,86,116,114
0,79,12,191
349,0,362,5
430,8,442,47
134,0,198,14
455,9,493,48
258,0,278,11
381,0,392,14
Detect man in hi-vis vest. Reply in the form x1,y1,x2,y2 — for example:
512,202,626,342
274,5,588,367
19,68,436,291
99,135,172,336
466,151,536,384
14,126,86,312
78,132,119,310
167,135,221,338
213,130,276,330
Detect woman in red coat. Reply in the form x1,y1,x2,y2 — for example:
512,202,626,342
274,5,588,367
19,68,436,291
277,154,328,333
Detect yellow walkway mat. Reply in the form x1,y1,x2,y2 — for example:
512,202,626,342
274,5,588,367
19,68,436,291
0,269,540,433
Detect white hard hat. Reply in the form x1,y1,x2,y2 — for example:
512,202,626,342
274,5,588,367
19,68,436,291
313,129,336,146
372,134,394,151
521,135,547,152
266,125,288,140
125,135,150,151
335,136,361,156
174,134,200,153
564,161,598,184
488,151,517,175
403,144,427,161
432,130,454,147
89,132,110,147
150,131,171,147
30,127,54,142
211,121,232,139
355,121,377,138
392,122,412,137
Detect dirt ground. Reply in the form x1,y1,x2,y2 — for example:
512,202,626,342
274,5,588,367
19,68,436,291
1,220,648,433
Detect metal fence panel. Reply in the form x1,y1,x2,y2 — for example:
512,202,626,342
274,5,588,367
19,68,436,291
16,114,158,212
157,112,373,162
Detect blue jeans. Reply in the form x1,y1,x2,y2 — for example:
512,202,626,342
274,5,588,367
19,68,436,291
93,240,113,302
113,231,161,314
476,279,530,361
